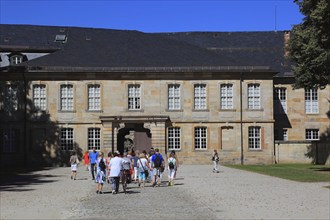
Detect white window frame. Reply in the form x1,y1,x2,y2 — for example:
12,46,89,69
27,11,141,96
194,84,207,110
305,88,318,114
128,84,141,110
60,84,74,111
88,128,101,150
248,127,261,149
60,128,74,151
33,84,47,111
220,84,233,109
274,88,287,114
88,84,101,111
305,129,319,140
168,127,181,150
248,84,261,109
194,127,207,149
168,84,181,110
2,128,18,153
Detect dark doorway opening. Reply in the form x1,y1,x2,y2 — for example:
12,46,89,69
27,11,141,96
117,123,152,154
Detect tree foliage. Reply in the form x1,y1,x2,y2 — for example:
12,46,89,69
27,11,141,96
289,0,330,89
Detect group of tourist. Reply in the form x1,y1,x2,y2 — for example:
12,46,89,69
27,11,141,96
70,147,179,194
70,147,221,194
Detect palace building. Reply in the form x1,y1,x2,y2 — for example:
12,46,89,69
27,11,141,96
0,24,329,166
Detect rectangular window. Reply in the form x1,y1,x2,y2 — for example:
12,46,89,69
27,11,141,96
306,129,319,140
88,128,101,150
60,84,74,111
2,128,18,153
283,129,288,141
248,127,261,149
274,88,287,114
88,84,101,111
194,84,207,110
305,88,318,113
220,84,233,109
33,84,47,111
194,127,207,149
61,128,74,151
168,84,181,110
128,85,141,110
168,127,181,150
4,85,18,112
248,84,260,109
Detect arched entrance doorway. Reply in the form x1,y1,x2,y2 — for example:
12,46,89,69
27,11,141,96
117,123,152,154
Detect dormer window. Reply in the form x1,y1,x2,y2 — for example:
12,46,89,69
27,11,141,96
8,53,27,66
10,54,23,65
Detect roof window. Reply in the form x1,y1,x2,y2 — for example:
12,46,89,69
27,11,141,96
55,34,67,43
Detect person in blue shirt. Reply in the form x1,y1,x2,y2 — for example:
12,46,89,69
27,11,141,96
89,147,99,180
150,148,164,187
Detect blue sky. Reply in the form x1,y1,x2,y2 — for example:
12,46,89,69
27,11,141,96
0,0,303,32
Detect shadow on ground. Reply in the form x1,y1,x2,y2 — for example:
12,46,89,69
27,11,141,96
0,167,61,192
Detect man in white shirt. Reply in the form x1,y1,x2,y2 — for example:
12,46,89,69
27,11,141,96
108,151,123,194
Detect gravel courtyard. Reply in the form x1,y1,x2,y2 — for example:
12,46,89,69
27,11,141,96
1,165,329,220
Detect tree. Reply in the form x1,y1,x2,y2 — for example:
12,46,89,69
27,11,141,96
288,0,330,89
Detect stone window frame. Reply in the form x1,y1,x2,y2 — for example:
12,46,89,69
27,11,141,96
248,126,261,150
168,127,181,150
59,83,75,112
193,83,208,111
32,84,47,111
305,129,319,140
247,83,261,110
1,128,19,153
3,84,19,112
88,127,101,150
60,127,74,151
127,83,142,111
194,126,207,150
304,88,318,114
87,83,102,111
220,83,234,110
274,87,287,114
167,84,181,111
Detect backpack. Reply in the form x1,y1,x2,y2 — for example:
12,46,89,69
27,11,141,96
153,154,161,168
168,159,175,169
99,158,106,170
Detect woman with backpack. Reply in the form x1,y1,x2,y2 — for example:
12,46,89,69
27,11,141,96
95,152,107,194
167,152,176,186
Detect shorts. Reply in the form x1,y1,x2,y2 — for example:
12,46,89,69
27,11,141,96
71,164,78,171
139,172,146,181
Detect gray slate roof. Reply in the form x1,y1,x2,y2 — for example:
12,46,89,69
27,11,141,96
0,24,292,74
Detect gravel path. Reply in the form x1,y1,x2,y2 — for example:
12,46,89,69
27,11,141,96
1,165,329,220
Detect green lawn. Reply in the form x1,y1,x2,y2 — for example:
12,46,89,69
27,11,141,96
226,164,330,182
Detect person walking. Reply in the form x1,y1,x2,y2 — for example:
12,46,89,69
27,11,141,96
147,149,155,183
83,151,90,171
130,151,139,183
167,152,177,186
105,152,112,183
150,148,164,187
69,151,79,180
137,153,149,188
171,150,179,178
95,152,107,194
212,149,220,173
108,151,123,194
89,147,99,180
